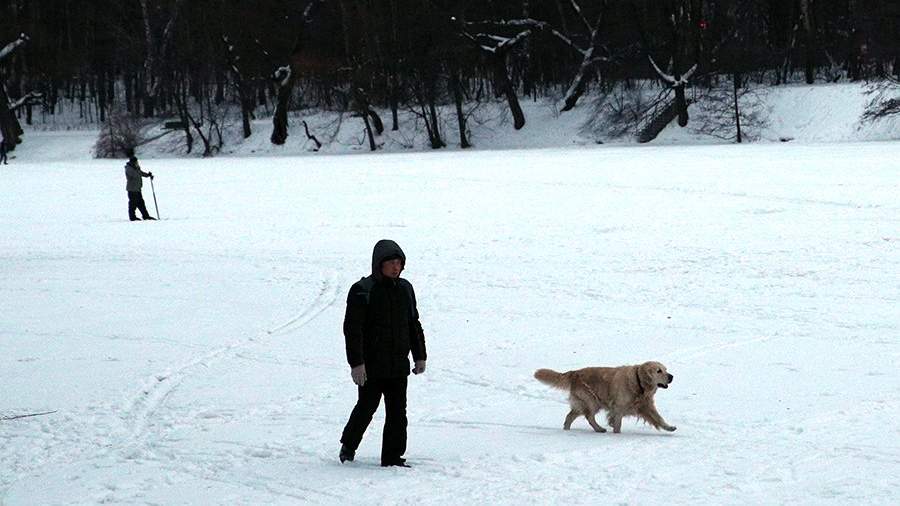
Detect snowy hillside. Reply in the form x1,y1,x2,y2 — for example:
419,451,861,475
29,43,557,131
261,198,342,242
12,82,900,162
2,123,899,505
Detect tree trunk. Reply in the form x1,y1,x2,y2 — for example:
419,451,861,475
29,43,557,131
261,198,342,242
492,54,525,130
125,74,133,113
0,34,29,150
560,7,608,112
0,84,24,150
240,95,252,139
733,72,742,143
270,0,328,145
800,0,815,84
368,109,384,135
174,82,194,154
98,73,107,123
521,0,533,98
428,98,445,148
675,84,689,127
256,84,265,107
561,50,595,112
215,76,225,105
271,75,292,145
389,73,400,130
450,68,470,148
362,112,377,151
143,94,155,118
224,36,254,138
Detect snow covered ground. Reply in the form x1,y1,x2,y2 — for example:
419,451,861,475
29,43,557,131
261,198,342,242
2,131,898,504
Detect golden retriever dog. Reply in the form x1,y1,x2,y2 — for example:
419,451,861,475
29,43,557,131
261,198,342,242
534,361,676,434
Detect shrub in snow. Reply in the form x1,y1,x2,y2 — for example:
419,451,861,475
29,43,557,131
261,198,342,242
94,108,146,159
581,82,656,141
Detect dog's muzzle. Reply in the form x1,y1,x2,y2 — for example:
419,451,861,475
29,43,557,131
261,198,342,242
658,373,674,388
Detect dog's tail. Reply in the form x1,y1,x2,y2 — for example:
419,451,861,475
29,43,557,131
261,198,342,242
534,368,571,390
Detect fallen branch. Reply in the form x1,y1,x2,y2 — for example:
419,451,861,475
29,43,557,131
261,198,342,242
302,120,322,151
1,410,57,421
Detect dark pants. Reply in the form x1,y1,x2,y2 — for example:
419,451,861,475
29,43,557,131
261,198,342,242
128,191,151,220
340,376,408,464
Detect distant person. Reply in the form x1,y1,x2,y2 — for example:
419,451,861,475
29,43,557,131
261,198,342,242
339,239,427,468
124,153,156,221
0,139,8,165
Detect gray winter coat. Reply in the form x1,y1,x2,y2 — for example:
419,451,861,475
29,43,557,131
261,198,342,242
125,161,151,191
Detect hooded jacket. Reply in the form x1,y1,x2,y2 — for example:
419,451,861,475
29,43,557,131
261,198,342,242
125,159,150,192
343,239,427,378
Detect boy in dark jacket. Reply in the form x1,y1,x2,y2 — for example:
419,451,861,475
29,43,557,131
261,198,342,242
340,239,427,467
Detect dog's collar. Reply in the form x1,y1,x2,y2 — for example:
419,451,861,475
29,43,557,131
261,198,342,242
635,368,646,396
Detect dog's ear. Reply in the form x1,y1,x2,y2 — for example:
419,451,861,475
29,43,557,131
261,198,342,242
638,363,655,390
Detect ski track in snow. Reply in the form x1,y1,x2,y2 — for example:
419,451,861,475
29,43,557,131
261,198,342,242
122,272,341,444
0,273,343,502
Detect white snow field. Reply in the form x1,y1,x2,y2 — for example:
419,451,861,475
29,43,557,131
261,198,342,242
2,137,899,505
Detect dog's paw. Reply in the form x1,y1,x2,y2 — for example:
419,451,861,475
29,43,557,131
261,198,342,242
664,425,677,432
593,427,607,433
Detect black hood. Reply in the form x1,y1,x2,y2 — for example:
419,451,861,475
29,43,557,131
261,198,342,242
371,239,406,277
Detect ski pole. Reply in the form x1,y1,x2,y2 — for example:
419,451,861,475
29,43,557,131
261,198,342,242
150,176,160,220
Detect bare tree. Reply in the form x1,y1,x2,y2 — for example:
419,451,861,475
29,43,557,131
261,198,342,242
270,0,329,145
647,55,698,127
455,17,529,130
459,0,613,116
138,0,185,117
407,67,446,149
633,0,702,127
688,79,768,142
0,33,31,152
448,63,471,148
222,35,254,139
555,0,613,111
337,0,385,151
172,79,230,157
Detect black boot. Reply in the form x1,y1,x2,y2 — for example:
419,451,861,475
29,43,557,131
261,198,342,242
339,444,355,463
381,457,410,468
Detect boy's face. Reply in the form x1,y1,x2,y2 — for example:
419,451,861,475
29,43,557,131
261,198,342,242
381,258,403,278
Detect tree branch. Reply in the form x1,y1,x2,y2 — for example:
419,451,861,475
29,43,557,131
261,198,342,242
648,55,676,84
568,0,593,33
461,18,585,56
454,17,535,54
0,33,29,63
9,91,43,111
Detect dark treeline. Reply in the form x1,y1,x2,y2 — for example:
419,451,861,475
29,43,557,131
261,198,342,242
2,0,900,153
